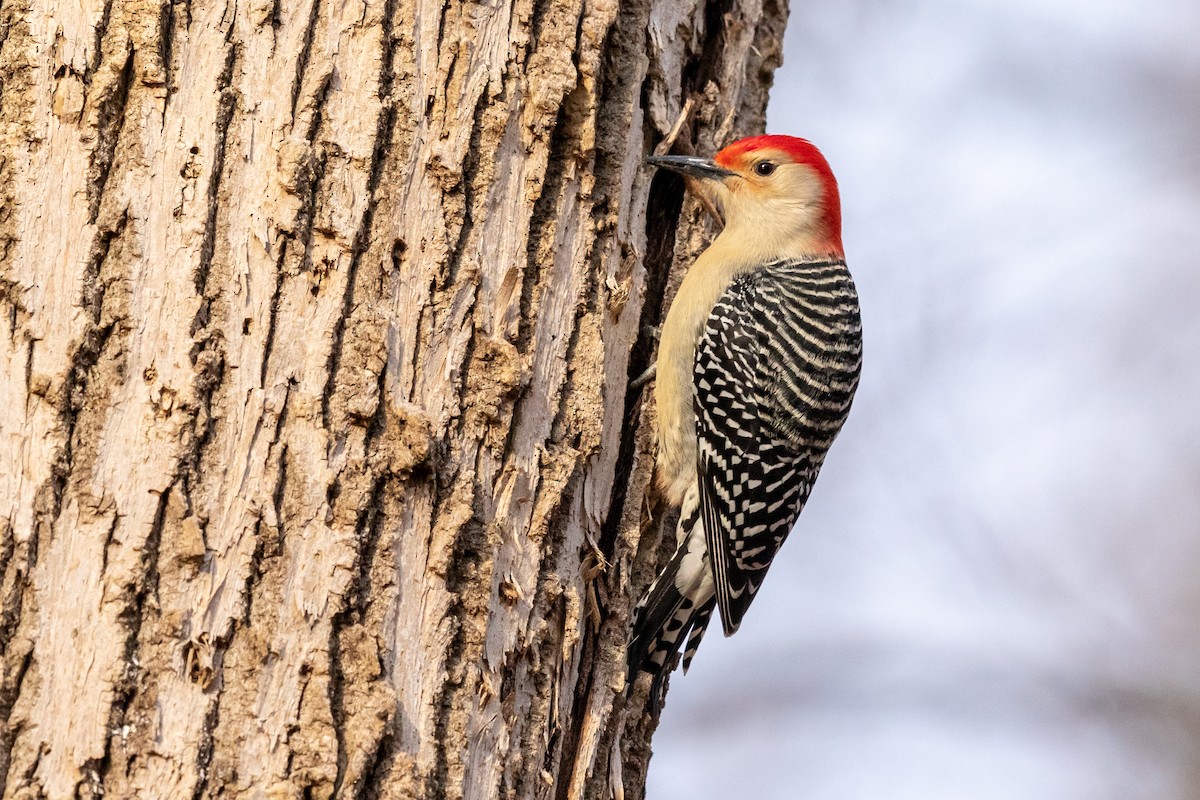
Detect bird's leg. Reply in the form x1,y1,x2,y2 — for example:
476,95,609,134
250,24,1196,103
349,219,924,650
630,364,656,390
630,324,661,389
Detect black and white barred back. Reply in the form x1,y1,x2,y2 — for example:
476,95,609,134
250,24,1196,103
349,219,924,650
628,257,862,702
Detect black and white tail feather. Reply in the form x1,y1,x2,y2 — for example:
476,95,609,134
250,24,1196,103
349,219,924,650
626,494,716,707
627,257,861,707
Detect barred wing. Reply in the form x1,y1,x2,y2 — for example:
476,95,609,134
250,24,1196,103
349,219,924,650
694,259,861,635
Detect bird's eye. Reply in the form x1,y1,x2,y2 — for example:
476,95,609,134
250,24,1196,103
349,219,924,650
754,161,776,176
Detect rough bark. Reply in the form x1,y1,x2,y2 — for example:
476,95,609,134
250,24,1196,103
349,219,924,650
0,0,786,796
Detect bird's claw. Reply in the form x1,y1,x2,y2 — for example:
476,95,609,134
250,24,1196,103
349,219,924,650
630,364,657,390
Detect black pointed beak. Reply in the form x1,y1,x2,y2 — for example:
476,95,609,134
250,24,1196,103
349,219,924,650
646,154,736,182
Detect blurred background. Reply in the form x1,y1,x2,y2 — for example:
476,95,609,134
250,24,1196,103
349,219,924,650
648,0,1200,797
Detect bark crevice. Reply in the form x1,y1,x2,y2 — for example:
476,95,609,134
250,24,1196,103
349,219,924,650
87,41,134,224
319,0,398,431
83,0,116,87
290,0,323,121
194,41,238,294
84,482,171,799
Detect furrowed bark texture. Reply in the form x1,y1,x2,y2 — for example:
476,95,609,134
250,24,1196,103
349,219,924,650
0,0,786,795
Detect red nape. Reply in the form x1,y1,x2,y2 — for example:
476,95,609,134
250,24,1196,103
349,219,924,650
715,134,842,252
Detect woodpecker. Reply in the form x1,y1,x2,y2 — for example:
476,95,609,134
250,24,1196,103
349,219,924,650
628,135,862,702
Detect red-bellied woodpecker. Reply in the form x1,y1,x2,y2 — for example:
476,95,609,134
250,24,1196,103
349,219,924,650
628,135,862,702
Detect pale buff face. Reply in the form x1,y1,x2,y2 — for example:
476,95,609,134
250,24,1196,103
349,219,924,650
647,138,842,261
702,148,832,244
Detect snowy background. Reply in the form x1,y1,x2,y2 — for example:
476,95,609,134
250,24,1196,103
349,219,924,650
649,1,1200,797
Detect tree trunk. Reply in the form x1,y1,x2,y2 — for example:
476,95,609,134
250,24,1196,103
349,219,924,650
0,0,785,795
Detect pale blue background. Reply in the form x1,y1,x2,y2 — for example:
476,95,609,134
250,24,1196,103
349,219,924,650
649,1,1200,797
